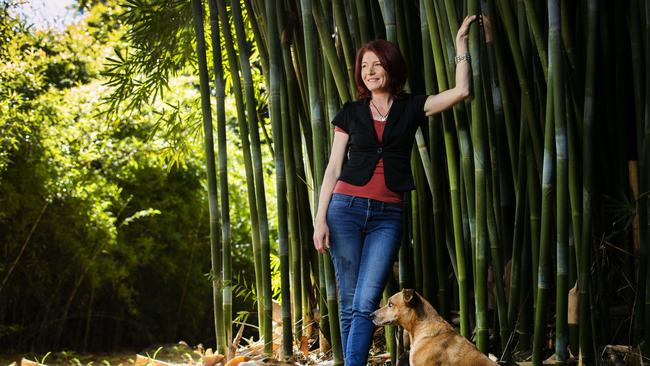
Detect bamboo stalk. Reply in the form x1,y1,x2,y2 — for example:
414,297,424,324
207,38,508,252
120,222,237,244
436,1,477,256
206,0,231,356
507,108,528,336
532,54,555,366
579,0,597,362
378,0,395,42
522,0,548,81
226,0,274,350
560,0,576,74
480,25,509,351
421,1,448,316
496,0,543,172
265,0,293,357
332,0,355,98
215,0,265,340
311,0,351,103
485,0,518,184
299,0,340,359
416,151,430,295
565,82,581,356
242,0,268,75
549,0,568,362
467,0,489,352
354,0,370,44
191,0,225,354
277,4,304,344
422,0,470,338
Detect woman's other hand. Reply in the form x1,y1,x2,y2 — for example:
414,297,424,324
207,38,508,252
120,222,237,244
313,220,330,253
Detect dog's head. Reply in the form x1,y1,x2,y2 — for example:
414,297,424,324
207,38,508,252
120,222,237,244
371,288,422,327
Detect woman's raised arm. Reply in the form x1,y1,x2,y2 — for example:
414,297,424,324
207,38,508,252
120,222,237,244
423,14,477,116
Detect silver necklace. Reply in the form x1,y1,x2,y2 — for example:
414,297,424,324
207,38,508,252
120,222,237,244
370,99,390,121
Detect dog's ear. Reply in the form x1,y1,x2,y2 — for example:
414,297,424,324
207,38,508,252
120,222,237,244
402,289,419,307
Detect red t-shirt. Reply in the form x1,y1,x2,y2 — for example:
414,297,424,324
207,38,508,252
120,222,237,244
333,120,403,203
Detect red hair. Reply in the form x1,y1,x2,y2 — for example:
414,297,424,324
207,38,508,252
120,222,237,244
354,39,408,99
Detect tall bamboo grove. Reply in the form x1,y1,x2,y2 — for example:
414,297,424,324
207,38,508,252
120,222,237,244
120,0,649,363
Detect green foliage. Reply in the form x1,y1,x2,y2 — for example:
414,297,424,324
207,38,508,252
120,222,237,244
101,0,195,114
0,0,275,352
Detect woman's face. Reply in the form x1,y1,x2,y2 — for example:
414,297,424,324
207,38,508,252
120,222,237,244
361,51,388,94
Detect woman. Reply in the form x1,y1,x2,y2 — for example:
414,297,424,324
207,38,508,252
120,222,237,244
313,15,477,366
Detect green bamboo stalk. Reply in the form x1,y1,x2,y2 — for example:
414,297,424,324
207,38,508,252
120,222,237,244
435,1,476,261
300,0,339,358
394,0,410,75
565,82,581,356
522,0,548,81
579,0,597,363
411,161,423,293
354,0,370,44
532,60,555,366
299,0,325,228
331,0,355,98
496,0,543,172
319,4,343,362
226,0,273,350
288,26,315,172
206,0,231,355
559,0,577,75
526,119,542,305
487,5,519,183
399,195,413,291
294,137,316,344
242,0,268,75
316,254,330,352
382,289,396,365
420,2,447,314
422,0,469,337
277,4,304,343
214,0,265,340
265,0,293,357
323,57,338,148
378,0,395,42
191,0,225,355
311,0,351,103
278,77,299,352
467,0,488,352
507,103,528,335
549,0,568,362
283,10,316,328
480,29,509,352
415,151,429,294
518,212,533,352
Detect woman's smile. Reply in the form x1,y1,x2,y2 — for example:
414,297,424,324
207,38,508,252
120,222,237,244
361,51,387,92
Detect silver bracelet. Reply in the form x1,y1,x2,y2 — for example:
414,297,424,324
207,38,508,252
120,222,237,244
454,53,471,64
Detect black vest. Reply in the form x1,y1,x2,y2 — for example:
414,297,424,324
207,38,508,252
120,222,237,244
331,94,428,192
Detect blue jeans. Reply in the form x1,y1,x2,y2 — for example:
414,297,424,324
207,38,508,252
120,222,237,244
326,193,403,366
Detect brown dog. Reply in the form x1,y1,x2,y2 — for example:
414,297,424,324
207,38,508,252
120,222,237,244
372,289,497,366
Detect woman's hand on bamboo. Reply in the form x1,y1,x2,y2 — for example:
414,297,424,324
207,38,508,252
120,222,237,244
313,220,330,253
455,14,477,52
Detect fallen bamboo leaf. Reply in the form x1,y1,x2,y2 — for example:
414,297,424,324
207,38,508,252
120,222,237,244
134,354,175,366
224,355,251,366
20,359,41,366
203,353,225,366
